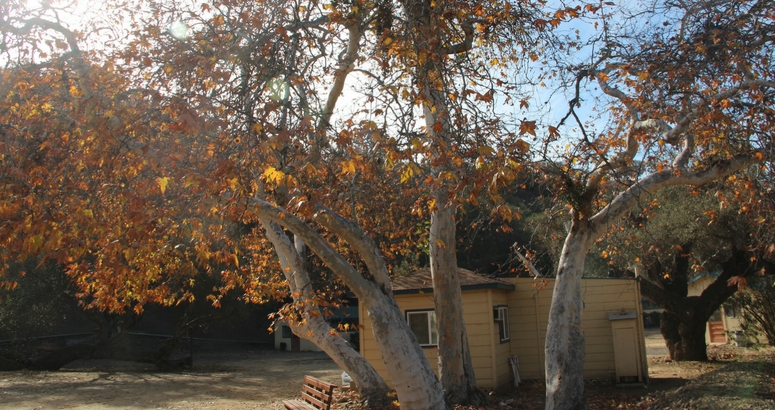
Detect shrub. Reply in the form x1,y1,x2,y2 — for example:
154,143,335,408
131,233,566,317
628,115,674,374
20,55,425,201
728,277,775,346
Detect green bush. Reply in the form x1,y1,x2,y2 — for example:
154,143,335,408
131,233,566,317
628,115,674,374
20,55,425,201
729,277,775,346
0,261,78,340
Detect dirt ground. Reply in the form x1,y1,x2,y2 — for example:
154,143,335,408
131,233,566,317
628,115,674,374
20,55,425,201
0,342,342,410
1,331,773,410
481,330,775,410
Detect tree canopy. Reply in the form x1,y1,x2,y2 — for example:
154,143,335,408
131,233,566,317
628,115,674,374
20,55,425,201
0,0,773,408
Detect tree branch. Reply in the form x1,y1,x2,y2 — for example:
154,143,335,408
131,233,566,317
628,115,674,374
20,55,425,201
440,19,481,54
307,21,363,165
248,198,374,298
0,17,91,95
312,205,393,292
589,153,761,237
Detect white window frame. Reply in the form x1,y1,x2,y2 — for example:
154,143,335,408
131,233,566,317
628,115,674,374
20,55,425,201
494,305,510,342
406,309,438,347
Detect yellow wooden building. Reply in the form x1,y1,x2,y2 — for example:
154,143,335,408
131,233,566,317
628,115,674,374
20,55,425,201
358,269,649,389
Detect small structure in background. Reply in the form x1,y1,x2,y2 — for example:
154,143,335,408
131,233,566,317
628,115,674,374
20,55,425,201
688,272,743,344
274,299,359,352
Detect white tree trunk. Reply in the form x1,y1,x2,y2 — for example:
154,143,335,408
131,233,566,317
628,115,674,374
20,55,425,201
364,290,449,410
252,201,448,410
429,193,485,405
542,157,757,409
544,219,593,410
260,218,392,406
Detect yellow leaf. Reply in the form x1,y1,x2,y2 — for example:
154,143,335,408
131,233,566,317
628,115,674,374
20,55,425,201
478,146,495,155
341,160,357,175
400,164,415,183
157,177,170,195
514,139,530,153
184,176,199,188
263,166,285,183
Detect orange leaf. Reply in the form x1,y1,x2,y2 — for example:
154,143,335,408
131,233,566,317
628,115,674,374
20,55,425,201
727,276,748,291
519,121,537,136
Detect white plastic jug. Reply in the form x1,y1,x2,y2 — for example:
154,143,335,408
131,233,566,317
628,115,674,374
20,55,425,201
341,371,352,387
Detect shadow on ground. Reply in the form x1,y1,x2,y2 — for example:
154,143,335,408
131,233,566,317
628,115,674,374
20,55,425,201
0,342,342,410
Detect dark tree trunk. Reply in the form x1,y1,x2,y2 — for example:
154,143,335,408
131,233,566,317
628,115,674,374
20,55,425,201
660,311,708,361
641,246,751,361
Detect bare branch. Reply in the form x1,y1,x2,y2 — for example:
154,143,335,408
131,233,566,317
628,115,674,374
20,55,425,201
512,244,543,278
0,17,91,95
672,132,695,169
260,217,314,296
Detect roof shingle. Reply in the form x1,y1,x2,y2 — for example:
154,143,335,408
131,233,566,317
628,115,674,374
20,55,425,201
392,268,515,294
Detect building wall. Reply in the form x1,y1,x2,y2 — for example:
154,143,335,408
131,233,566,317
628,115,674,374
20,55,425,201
359,278,647,389
687,276,714,297
505,278,647,381
464,289,500,388
359,289,508,389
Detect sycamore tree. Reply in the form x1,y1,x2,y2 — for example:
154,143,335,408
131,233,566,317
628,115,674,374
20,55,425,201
2,4,491,404
108,0,560,407
0,0,272,370
111,0,444,407
518,0,775,407
386,0,546,403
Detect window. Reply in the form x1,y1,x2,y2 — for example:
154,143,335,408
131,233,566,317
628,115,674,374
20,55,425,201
281,325,293,338
494,306,509,342
724,305,736,319
406,310,438,347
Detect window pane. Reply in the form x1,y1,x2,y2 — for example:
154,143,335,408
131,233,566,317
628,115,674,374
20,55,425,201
501,308,509,340
408,312,430,345
503,309,509,338
495,307,509,341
